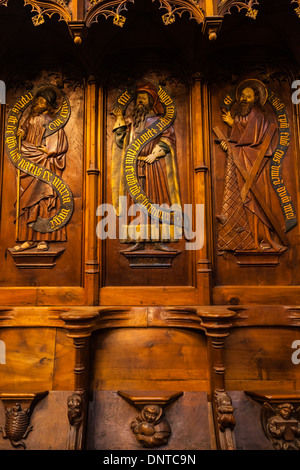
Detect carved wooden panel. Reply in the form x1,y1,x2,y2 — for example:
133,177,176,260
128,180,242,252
0,73,84,288
103,70,194,289
210,73,299,295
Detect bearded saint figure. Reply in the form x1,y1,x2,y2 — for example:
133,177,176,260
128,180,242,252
111,82,181,252
217,81,286,253
13,87,68,252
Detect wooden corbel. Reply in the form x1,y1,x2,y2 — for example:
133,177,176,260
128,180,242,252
68,21,87,45
59,310,99,450
245,390,300,450
118,390,183,449
0,391,48,449
202,16,223,40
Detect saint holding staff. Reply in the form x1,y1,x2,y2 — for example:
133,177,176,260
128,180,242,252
111,82,182,252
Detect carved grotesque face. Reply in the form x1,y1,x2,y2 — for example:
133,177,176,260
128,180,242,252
143,406,159,423
67,394,82,421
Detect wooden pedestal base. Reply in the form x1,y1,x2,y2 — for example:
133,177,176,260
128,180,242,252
8,246,65,269
120,249,181,268
233,249,286,267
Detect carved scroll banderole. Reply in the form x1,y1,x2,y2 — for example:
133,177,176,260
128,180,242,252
213,126,289,246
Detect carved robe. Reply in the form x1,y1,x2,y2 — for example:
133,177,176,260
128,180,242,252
112,112,181,242
17,112,68,241
218,105,277,251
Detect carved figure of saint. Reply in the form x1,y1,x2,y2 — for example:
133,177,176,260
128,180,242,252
13,87,68,252
112,82,181,252
217,80,286,253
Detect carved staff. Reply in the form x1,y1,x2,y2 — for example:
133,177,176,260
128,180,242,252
15,134,21,241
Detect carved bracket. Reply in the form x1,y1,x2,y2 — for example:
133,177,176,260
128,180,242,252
245,391,300,450
215,390,236,450
0,391,48,449
118,390,183,448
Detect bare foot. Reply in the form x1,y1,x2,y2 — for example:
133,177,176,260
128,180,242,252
36,241,49,252
13,241,36,252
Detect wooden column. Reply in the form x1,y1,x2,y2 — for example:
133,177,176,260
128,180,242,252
0,103,6,227
60,310,99,450
191,74,213,305
198,307,238,450
84,77,101,305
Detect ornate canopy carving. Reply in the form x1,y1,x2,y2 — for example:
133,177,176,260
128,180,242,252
0,0,265,43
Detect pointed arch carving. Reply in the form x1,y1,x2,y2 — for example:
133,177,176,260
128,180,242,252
23,0,71,25
218,0,259,19
85,0,205,28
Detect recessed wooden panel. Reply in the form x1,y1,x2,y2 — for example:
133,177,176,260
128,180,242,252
225,327,300,391
91,328,208,391
0,328,56,392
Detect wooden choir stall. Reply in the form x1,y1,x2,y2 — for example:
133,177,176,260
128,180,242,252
1,0,300,451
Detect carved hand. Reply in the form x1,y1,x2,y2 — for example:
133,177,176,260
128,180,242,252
220,140,228,153
38,145,49,155
17,128,26,140
144,153,157,164
145,144,166,164
222,110,234,127
112,107,125,120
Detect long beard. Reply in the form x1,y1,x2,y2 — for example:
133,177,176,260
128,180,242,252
132,103,150,127
235,101,254,118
